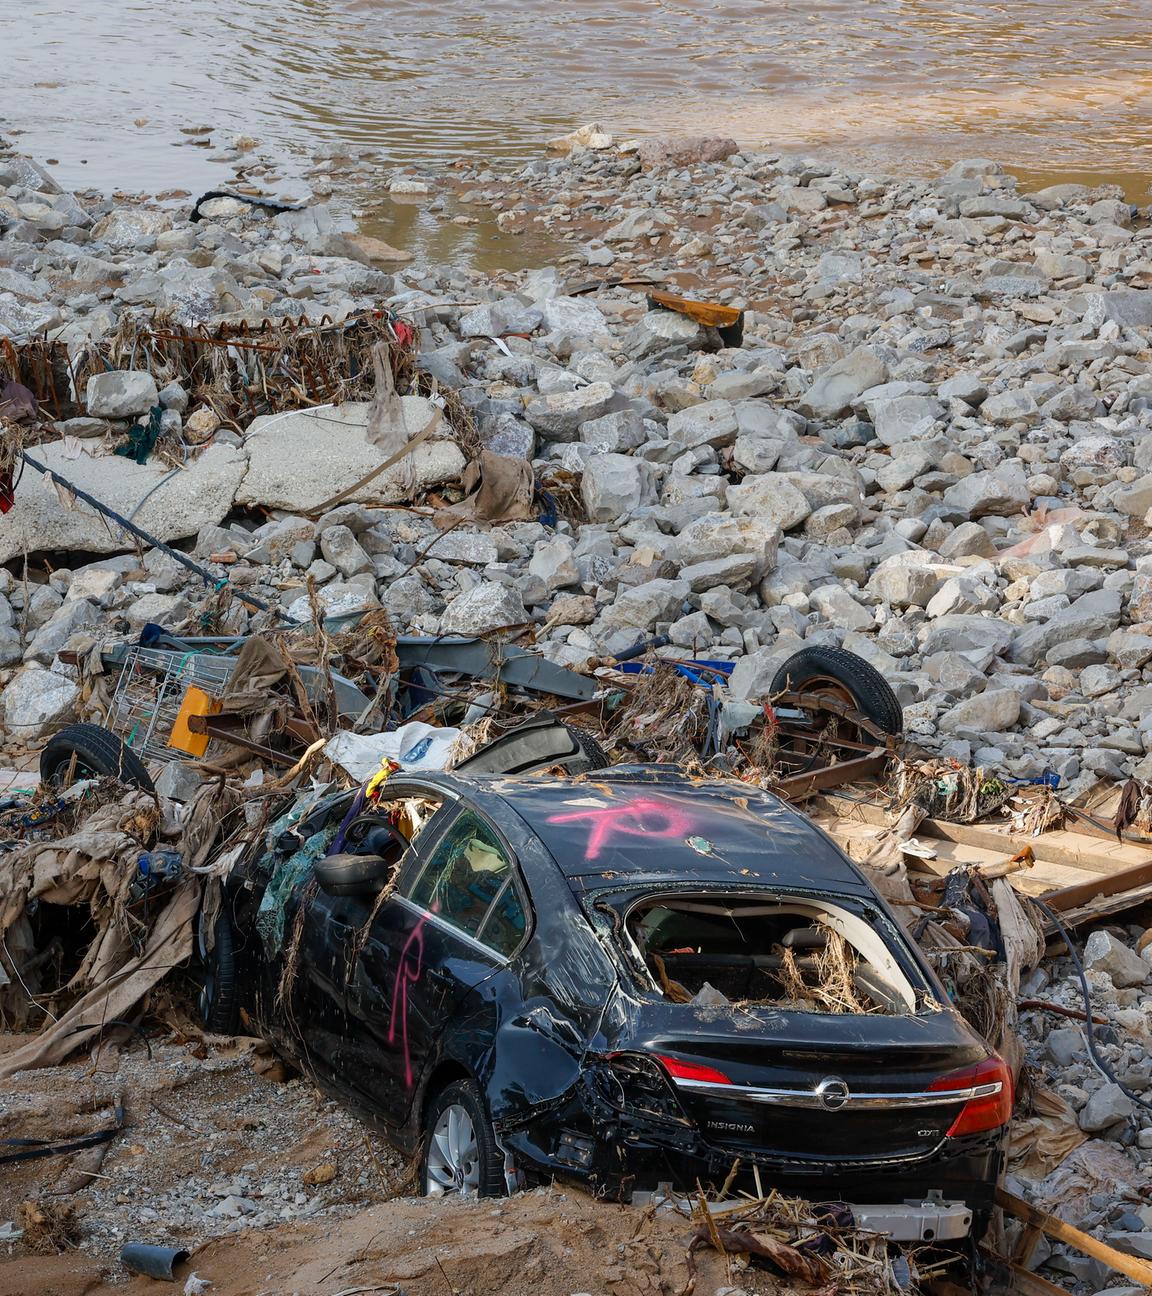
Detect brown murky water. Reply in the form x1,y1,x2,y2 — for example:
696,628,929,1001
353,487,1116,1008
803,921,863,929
4,0,1152,199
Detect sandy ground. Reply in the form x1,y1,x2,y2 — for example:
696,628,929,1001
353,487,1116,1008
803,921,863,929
0,1021,749,1296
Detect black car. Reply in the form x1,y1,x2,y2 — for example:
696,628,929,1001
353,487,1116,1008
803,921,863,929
201,763,1010,1240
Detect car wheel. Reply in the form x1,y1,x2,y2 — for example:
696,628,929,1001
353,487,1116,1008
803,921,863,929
563,724,610,772
198,906,239,1034
422,1079,505,1199
39,722,155,792
769,646,904,736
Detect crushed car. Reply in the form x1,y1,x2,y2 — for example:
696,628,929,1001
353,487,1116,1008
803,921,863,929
200,760,1011,1243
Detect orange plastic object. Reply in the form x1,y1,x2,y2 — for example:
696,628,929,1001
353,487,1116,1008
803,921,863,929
168,686,221,757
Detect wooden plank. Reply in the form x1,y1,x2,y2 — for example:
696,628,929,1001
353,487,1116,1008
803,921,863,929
996,1188,1152,1286
820,793,1152,877
982,1254,1076,1296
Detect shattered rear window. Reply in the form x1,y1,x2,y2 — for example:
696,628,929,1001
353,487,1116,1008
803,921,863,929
621,892,922,1016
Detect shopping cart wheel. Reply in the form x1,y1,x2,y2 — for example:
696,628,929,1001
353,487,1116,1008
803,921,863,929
39,723,155,793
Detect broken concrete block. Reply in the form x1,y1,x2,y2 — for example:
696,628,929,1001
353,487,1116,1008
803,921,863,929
0,666,78,740
239,402,464,512
85,370,159,418
1084,930,1149,988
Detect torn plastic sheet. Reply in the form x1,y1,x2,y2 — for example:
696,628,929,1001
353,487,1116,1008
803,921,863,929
324,723,462,781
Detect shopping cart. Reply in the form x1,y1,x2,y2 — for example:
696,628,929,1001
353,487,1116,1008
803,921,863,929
106,643,239,764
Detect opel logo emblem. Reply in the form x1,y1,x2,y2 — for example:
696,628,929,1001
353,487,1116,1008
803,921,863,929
815,1076,850,1111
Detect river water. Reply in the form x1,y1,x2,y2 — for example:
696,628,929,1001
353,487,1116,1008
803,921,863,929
4,0,1152,198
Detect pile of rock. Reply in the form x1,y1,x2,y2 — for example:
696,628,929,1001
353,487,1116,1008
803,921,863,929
7,138,1152,798
1014,924,1152,1290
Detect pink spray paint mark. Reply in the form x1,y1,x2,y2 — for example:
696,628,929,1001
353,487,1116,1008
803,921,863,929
546,797,694,861
388,901,438,1087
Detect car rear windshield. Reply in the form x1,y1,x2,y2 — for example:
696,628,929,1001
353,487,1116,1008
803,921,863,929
617,891,923,1016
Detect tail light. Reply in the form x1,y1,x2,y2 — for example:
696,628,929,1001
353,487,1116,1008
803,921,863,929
929,1056,1013,1136
655,1054,731,1085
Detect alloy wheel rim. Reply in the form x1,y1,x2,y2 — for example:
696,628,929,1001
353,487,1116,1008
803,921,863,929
425,1103,481,1197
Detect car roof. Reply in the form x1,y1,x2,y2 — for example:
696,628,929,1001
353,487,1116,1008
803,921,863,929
428,766,874,894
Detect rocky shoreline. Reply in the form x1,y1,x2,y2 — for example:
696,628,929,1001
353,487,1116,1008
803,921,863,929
5,131,1152,786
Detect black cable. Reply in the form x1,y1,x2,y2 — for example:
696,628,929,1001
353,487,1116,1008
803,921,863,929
1030,897,1152,1115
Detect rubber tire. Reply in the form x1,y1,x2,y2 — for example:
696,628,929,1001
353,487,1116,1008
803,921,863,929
769,647,904,736
198,907,239,1034
39,722,155,792
421,1079,506,1199
563,724,610,773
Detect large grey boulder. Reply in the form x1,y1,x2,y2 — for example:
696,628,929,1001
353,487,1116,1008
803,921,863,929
0,666,78,740
525,383,616,440
726,645,796,703
942,462,1029,518
528,537,580,590
1079,1083,1135,1132
809,585,874,631
679,555,759,593
867,395,945,446
319,526,374,578
675,513,779,577
940,688,1021,735
1083,930,1148,988
581,453,658,522
1079,289,1152,330
540,295,607,337
666,400,739,450
90,208,172,250
22,599,103,666
440,584,528,637
799,347,888,420
635,136,738,169
981,391,1040,426
868,560,944,609
85,370,159,418
726,474,812,530
1011,589,1123,666
1112,475,1152,520
599,579,689,633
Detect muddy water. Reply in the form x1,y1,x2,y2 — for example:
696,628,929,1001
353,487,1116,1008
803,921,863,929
5,0,1152,199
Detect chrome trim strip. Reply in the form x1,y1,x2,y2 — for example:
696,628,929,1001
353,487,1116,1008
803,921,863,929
674,1078,1001,1109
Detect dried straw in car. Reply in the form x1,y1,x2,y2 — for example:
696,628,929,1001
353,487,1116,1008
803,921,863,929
773,930,881,1015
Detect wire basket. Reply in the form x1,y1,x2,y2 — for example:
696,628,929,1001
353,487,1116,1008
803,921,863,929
107,646,238,764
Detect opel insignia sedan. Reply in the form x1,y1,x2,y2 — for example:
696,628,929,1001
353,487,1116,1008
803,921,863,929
200,763,1010,1243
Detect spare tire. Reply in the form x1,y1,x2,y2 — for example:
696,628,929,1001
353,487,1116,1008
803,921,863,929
39,722,155,792
769,647,903,736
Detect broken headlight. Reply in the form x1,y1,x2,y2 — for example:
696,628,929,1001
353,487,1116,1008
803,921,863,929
590,1053,694,1125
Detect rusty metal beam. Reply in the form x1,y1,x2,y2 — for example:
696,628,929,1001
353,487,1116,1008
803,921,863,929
769,751,890,802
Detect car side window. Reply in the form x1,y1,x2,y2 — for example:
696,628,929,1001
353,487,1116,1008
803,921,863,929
406,810,526,955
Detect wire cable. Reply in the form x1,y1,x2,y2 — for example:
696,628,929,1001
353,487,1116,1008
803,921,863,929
1030,897,1152,1115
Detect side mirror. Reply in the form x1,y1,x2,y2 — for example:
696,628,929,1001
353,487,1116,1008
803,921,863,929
314,852,398,898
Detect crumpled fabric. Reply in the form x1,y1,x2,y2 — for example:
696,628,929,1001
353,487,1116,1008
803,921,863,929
0,781,236,1075
1031,1138,1144,1220
1008,1084,1090,1177
450,450,535,523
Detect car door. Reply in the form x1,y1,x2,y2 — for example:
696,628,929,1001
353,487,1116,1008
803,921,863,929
341,804,531,1124
285,786,449,1086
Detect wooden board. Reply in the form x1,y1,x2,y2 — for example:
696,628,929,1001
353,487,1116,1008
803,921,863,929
817,791,1152,923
